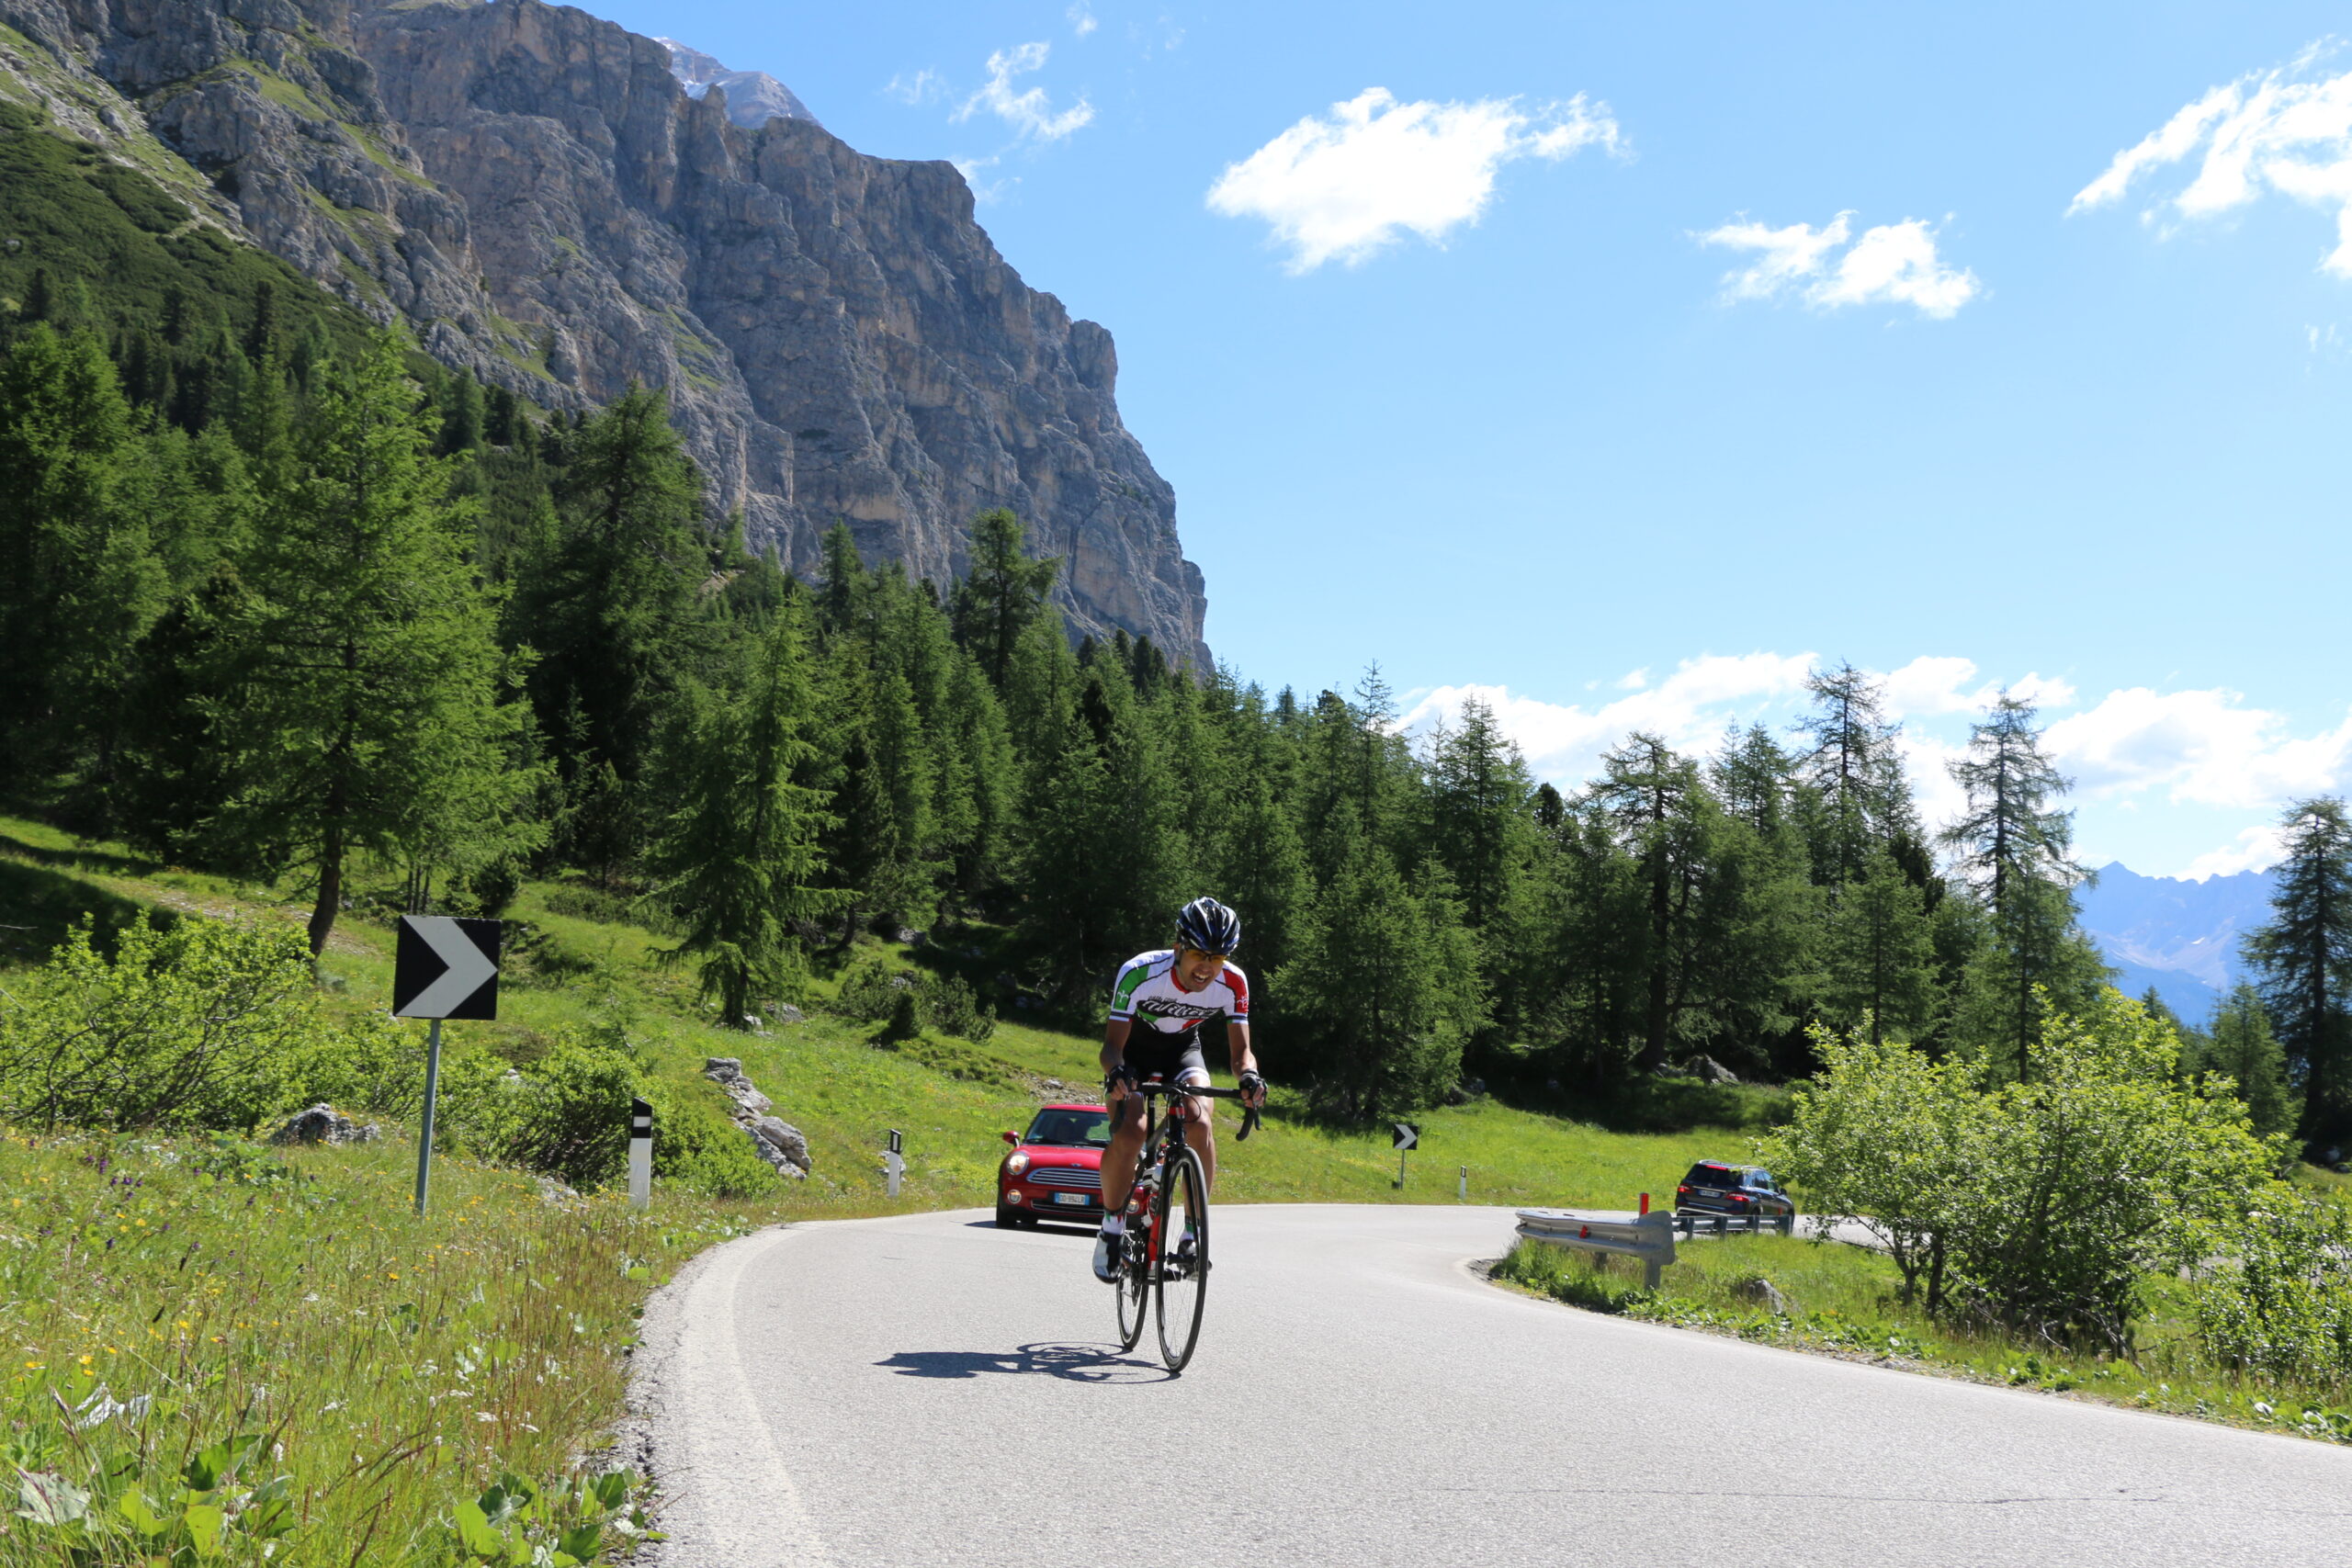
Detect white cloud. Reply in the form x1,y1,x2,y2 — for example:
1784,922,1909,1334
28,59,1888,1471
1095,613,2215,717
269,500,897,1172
1205,87,1625,273
2043,689,2352,808
886,68,945,107
1067,2,1097,37
1878,656,2075,720
1698,211,1982,318
2180,826,2290,881
1399,653,1814,783
2072,44,2352,276
955,42,1093,141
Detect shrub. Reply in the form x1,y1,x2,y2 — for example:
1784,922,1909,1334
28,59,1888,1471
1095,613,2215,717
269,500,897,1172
832,958,995,1041
832,956,907,1021
461,1041,643,1190
0,914,364,1132
650,1094,782,1200
1762,989,2283,1354
920,972,995,1043
2194,1188,2352,1384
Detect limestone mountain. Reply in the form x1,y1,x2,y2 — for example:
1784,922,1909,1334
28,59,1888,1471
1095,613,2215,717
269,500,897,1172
0,0,1208,665
656,37,818,131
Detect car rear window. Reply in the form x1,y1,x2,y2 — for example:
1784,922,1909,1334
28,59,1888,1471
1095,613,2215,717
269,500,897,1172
1025,1110,1111,1146
1683,1163,1742,1188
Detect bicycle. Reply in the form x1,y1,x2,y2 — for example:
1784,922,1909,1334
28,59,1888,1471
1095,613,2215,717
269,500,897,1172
1110,1077,1261,1371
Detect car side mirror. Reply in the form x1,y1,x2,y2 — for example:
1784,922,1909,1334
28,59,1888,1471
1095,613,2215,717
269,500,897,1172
1001,1131,1020,1146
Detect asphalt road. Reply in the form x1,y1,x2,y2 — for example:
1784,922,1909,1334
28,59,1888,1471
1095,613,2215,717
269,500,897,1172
635,1204,2352,1568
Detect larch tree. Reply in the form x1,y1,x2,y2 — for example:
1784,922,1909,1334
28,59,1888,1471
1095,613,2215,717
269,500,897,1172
209,334,537,958
651,604,836,1028
951,508,1059,690
1940,692,2104,1079
2243,797,2352,1146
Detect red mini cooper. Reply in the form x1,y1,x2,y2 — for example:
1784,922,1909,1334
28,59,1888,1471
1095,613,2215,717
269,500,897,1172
995,1102,1113,1227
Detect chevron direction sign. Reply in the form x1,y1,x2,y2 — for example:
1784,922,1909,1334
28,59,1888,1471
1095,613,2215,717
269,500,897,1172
392,916,502,1021
1393,1122,1419,1151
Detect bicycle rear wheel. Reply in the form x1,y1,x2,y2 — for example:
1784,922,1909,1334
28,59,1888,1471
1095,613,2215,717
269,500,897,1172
1154,1145,1209,1371
1114,1196,1149,1353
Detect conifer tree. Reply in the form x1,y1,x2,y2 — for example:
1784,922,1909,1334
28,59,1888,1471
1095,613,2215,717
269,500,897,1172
1793,661,1915,891
508,386,707,866
1587,733,1711,1071
208,334,537,957
652,605,835,1026
951,508,1058,689
1424,694,1533,932
1941,693,2106,1078
2187,983,2295,1139
1821,849,1942,1044
2244,796,2352,1145
0,325,165,784
1275,846,1483,1117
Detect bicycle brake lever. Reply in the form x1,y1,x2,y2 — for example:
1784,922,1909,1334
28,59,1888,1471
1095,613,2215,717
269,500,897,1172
1237,1104,1261,1142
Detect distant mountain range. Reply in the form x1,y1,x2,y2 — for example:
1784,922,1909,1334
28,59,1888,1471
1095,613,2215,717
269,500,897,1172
2075,862,2278,1025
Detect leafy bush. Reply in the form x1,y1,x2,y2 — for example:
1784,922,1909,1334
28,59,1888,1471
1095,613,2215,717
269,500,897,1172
920,971,996,1043
650,1094,782,1200
1762,989,2282,1353
832,957,995,1041
833,955,909,1021
458,1041,644,1190
2194,1187,2352,1383
0,914,395,1132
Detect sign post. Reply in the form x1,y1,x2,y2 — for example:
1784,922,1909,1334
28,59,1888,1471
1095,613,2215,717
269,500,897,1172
1392,1122,1418,1189
391,915,502,1215
628,1098,653,1212
885,1129,905,1197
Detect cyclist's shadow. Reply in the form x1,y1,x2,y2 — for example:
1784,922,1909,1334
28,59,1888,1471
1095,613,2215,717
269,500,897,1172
875,1341,1172,1384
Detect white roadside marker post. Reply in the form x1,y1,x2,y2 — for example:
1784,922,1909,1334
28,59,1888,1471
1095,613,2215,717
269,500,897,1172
1459,1165,1467,1202
628,1098,652,1212
885,1128,904,1197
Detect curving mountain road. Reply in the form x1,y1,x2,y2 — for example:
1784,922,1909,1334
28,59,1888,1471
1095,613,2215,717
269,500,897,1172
634,1205,2352,1567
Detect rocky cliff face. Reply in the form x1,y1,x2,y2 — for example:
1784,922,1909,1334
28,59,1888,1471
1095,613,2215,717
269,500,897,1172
0,0,1208,665
657,39,816,131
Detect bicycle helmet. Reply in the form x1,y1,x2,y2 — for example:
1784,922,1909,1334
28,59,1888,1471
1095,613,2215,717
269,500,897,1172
1175,896,1242,956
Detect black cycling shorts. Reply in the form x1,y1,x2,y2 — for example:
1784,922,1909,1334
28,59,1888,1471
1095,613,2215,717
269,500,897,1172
1124,1026,1208,1084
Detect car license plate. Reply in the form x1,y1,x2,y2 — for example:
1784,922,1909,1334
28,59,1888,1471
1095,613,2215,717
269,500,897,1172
1053,1191,1089,1205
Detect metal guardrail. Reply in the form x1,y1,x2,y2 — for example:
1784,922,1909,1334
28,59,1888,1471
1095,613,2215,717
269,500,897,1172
1671,1211,1797,1238
1515,1209,1677,1290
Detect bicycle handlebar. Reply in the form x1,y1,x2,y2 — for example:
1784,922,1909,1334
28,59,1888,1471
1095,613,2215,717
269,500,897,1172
1126,1079,1263,1140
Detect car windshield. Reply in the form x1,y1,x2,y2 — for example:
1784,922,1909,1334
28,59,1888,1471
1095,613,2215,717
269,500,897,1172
1684,1164,1742,1189
1024,1110,1111,1147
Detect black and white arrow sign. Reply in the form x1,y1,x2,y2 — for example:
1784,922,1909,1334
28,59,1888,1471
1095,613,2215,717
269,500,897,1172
1393,1122,1419,1151
392,916,502,1021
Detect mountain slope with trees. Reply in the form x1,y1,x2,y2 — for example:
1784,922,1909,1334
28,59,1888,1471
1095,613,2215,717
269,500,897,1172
0,0,1208,660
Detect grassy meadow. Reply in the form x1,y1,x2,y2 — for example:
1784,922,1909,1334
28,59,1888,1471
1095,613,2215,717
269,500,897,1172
1493,1233,2352,1446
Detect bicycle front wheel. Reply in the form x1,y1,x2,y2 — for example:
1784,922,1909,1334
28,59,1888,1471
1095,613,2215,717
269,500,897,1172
1114,1203,1149,1352
1154,1145,1209,1371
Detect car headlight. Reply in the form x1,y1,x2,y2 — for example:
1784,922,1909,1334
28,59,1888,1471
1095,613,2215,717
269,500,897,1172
1004,1154,1030,1176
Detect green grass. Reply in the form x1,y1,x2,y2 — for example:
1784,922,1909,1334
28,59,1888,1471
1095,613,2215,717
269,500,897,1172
1492,1234,2352,1447
0,1129,768,1564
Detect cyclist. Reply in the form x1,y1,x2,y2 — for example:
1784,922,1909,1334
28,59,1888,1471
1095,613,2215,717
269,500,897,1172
1092,897,1267,1283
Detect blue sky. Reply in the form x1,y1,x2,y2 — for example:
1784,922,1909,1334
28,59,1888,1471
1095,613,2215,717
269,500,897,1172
585,0,2352,880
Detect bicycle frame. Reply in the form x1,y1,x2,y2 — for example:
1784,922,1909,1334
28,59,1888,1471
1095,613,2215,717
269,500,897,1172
1115,1078,1257,1265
